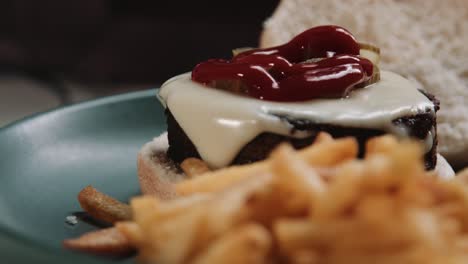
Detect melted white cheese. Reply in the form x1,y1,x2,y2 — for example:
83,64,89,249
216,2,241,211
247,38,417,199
159,71,435,168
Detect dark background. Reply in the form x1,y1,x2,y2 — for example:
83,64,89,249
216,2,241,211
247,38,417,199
0,0,279,86
0,0,279,126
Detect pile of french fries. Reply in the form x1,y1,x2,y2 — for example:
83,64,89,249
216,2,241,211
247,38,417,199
65,133,468,263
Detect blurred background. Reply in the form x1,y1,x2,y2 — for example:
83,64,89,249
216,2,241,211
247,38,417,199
0,0,279,126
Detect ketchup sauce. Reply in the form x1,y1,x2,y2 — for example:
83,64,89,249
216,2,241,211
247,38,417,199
192,25,373,102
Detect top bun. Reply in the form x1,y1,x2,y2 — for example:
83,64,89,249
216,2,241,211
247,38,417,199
260,0,468,168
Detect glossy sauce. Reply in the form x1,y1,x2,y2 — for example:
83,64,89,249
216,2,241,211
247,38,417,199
191,25,373,101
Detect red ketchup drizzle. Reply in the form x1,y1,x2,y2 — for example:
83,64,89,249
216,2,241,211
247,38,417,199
191,25,373,102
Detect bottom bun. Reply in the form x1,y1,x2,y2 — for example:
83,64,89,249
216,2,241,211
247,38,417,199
435,153,455,179
137,133,456,198
137,132,185,199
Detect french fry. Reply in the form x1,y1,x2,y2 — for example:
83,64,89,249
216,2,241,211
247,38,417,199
272,144,325,196
157,194,212,220
365,135,398,157
360,154,395,190
325,251,429,264
300,137,358,167
63,227,134,256
388,140,425,181
130,196,159,230
131,194,211,229
176,135,357,195
138,205,207,264
73,133,468,263
190,224,272,264
176,161,270,196
181,158,211,177
455,168,468,184
314,132,333,143
206,174,273,233
403,208,442,249
115,221,142,247
270,144,325,214
290,250,319,264
313,160,364,219
134,175,274,263
78,186,132,223
274,219,318,254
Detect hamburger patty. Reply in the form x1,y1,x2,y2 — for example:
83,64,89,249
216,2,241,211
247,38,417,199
166,92,439,170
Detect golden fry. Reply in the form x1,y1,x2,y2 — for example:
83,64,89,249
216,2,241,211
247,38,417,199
130,194,213,240
63,227,134,256
138,205,207,264
115,221,142,247
78,186,132,224
85,134,468,263
176,135,356,195
300,137,358,167
314,131,333,144
290,250,319,264
176,161,269,195
271,144,324,214
365,135,398,157
206,174,273,232
191,224,272,264
313,160,364,219
274,219,318,254
455,168,468,184
181,158,211,177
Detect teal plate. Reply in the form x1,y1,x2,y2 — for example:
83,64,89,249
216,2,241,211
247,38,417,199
0,90,163,263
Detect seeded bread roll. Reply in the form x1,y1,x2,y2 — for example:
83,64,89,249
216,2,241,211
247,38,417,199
260,0,468,168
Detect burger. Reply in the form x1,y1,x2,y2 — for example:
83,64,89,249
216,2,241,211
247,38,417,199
138,25,454,197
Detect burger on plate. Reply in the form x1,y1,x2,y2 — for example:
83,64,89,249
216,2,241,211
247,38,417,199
138,25,454,197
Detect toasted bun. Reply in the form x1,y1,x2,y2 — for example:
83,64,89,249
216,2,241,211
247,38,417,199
261,0,468,168
436,153,455,180
137,133,455,198
137,132,185,199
